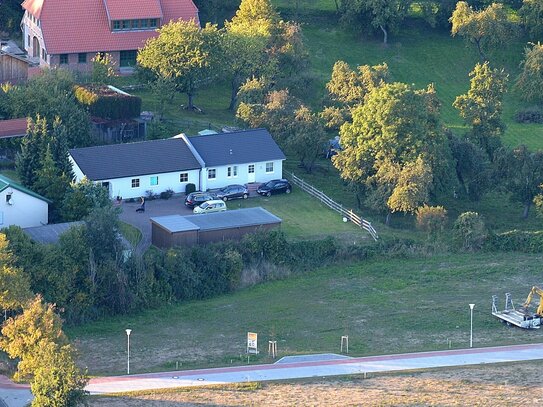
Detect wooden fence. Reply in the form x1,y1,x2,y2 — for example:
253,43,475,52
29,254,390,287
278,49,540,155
285,172,378,241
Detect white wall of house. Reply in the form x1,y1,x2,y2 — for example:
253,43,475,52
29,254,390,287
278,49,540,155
22,11,48,65
93,170,201,199
70,156,86,182
202,160,283,191
0,189,48,228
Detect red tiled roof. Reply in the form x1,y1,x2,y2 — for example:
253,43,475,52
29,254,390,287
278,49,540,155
21,0,199,55
104,0,163,20
21,0,44,18
0,118,28,138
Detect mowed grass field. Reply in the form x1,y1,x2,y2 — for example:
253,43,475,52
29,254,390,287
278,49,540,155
70,252,543,376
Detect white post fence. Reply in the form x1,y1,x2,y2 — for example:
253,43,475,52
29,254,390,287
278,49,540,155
286,172,378,241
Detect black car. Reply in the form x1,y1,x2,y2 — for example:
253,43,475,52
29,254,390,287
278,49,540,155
184,192,216,208
214,184,249,201
257,179,292,197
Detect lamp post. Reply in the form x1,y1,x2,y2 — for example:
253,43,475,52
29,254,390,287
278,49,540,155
469,304,475,348
125,329,132,374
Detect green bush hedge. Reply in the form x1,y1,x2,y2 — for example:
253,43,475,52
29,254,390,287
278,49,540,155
486,230,543,253
74,85,141,120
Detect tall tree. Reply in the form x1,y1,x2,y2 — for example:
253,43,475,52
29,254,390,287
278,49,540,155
333,82,451,220
16,116,47,188
221,30,269,110
453,62,508,159
495,145,543,218
520,0,543,40
450,2,514,61
137,20,221,110
0,234,32,311
289,106,329,172
30,342,88,407
226,0,280,37
515,42,543,104
0,295,68,381
3,69,91,147
340,0,407,44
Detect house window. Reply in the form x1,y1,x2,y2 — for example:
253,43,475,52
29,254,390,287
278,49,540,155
226,165,238,178
149,19,158,28
27,35,30,47
227,166,238,177
179,173,188,182
113,20,121,30
141,19,148,29
120,50,137,67
59,54,68,64
78,53,87,64
208,169,216,179
248,164,255,174
131,178,140,188
150,176,159,186
41,49,46,61
265,162,274,173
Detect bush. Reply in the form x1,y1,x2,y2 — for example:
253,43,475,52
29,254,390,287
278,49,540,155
416,205,447,236
160,189,174,200
145,190,158,200
515,108,543,124
185,183,196,195
74,85,141,120
486,230,543,253
452,212,488,251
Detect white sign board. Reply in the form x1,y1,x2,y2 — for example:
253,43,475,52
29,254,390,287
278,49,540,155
247,332,258,354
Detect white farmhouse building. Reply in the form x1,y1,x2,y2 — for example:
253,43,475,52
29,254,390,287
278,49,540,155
0,175,50,228
69,128,286,199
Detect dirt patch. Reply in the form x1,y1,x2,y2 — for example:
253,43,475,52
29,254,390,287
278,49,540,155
89,362,543,406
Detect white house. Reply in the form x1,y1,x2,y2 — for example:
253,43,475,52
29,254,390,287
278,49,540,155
68,128,286,200
186,129,286,191
0,175,50,228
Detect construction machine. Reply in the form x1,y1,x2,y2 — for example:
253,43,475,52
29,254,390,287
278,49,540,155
492,286,543,329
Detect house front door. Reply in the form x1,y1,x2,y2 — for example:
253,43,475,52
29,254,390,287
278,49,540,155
247,164,256,183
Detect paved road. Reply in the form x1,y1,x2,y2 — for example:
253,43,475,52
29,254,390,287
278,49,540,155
0,377,31,407
86,343,543,395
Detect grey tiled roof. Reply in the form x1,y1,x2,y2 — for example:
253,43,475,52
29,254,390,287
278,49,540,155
151,207,282,233
188,128,286,167
23,222,84,244
69,138,202,181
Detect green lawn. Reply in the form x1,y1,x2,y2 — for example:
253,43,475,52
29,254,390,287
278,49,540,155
118,221,142,247
70,252,543,375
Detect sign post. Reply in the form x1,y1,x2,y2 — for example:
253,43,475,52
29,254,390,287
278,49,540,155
247,332,258,354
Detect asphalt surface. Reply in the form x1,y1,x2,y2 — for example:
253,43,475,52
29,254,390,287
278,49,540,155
86,343,543,395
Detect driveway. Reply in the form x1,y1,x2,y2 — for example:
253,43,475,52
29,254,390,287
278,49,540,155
119,195,193,254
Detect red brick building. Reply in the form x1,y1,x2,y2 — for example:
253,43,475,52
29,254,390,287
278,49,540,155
20,0,199,72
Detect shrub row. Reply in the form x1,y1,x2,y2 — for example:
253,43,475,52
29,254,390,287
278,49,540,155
74,85,142,120
515,108,543,124
486,230,543,253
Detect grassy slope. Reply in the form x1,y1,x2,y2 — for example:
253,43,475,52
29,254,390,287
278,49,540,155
70,252,543,375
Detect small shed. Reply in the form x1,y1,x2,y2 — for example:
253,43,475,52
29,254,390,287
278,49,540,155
23,221,84,244
151,207,282,249
0,51,31,84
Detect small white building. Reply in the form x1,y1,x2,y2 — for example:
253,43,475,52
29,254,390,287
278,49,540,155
69,128,286,199
0,175,50,228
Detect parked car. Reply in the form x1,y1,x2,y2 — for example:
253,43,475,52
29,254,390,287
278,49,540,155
185,192,216,208
214,184,249,201
193,199,227,214
257,179,292,197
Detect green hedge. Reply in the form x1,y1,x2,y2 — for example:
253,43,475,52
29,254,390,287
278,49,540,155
486,230,543,253
74,85,141,120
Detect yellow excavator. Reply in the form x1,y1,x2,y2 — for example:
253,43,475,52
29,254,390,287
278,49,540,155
492,286,543,329
522,286,543,317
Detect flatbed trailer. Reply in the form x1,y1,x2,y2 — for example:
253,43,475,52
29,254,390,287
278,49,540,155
492,293,541,329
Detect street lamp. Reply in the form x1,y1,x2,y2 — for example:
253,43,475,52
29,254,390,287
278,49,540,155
125,329,132,374
469,304,475,348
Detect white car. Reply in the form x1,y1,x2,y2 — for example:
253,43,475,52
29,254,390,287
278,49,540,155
193,199,227,214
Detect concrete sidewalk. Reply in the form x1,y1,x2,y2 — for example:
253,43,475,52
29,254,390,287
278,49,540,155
86,343,543,395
